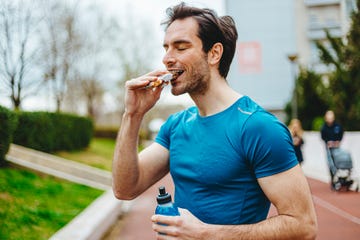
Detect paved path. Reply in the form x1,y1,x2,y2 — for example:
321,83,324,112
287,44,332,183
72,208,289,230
102,175,174,240
308,178,360,239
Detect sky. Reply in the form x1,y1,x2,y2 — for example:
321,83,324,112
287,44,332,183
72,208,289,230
0,0,225,111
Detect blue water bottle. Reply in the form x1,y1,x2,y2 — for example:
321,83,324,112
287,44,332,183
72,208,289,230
155,186,180,216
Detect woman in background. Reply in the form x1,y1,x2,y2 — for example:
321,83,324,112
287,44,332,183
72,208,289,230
288,119,304,164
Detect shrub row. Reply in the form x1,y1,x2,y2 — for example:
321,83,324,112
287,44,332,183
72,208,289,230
94,126,119,139
13,111,94,153
0,106,18,165
0,105,94,160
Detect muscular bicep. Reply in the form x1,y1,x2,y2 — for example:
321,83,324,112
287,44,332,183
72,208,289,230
137,142,170,192
258,165,314,218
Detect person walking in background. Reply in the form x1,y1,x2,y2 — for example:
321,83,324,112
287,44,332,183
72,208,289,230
321,110,344,148
288,119,304,164
321,110,345,189
112,3,317,239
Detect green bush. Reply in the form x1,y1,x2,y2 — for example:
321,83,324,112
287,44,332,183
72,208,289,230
50,113,93,151
0,106,18,165
13,111,93,152
312,116,324,131
94,126,119,139
13,112,55,152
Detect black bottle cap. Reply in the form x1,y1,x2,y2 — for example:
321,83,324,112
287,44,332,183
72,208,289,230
156,186,172,204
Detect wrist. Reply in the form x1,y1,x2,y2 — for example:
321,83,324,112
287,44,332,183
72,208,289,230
119,112,144,138
122,110,145,121
199,223,217,240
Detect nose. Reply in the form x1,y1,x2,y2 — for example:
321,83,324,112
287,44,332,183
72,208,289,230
162,50,176,67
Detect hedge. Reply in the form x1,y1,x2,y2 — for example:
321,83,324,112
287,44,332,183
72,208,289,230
0,106,18,165
13,111,93,153
94,126,119,139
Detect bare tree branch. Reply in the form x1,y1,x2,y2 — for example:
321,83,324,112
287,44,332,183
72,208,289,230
0,0,42,109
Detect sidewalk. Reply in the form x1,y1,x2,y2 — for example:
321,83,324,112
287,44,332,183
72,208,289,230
101,175,174,240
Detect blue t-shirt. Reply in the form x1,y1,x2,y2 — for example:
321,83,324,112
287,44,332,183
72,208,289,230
155,96,298,224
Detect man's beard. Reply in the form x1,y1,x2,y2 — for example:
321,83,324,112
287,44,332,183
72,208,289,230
171,57,210,96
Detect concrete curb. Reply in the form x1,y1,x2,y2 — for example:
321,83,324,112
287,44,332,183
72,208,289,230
50,189,123,240
7,144,112,189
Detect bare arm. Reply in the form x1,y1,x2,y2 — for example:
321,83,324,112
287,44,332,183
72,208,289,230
112,70,170,200
152,165,317,239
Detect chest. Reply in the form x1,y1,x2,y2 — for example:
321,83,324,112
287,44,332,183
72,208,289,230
168,120,252,185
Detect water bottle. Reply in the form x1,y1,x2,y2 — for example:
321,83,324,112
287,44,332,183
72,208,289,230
155,186,180,216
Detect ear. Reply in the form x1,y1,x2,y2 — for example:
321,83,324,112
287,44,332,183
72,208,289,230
208,42,223,65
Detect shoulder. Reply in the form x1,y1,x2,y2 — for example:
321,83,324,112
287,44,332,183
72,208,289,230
235,96,292,150
235,96,283,133
166,106,197,123
156,106,197,148
335,122,343,129
235,96,263,116
160,106,198,131
235,99,297,177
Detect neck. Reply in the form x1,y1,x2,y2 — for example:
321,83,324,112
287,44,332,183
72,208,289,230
189,73,241,117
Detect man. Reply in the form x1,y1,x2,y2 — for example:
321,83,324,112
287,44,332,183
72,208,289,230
321,110,344,148
112,3,317,239
321,110,344,189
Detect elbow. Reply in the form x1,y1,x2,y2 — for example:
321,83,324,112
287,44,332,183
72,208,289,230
302,216,318,240
112,184,139,200
113,188,137,200
303,225,317,240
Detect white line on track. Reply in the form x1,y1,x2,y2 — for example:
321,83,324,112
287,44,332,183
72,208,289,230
313,195,360,225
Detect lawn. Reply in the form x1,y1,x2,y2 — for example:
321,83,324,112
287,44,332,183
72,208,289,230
55,138,116,171
0,137,116,239
0,166,103,240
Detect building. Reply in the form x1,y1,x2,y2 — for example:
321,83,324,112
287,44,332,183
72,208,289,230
300,0,356,73
225,0,356,118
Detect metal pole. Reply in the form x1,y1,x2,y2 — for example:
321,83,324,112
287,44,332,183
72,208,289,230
291,62,298,119
287,54,298,119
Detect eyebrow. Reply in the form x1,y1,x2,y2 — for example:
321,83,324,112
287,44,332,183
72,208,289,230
163,39,192,48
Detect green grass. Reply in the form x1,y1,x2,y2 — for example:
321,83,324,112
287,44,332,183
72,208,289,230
0,167,103,240
0,137,115,239
55,138,116,171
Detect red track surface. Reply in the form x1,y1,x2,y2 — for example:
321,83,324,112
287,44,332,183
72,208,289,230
105,175,360,240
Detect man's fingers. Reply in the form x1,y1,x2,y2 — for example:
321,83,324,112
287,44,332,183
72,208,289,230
152,222,179,238
152,214,182,226
126,76,157,90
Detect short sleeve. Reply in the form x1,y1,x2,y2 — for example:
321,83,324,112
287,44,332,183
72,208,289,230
154,117,172,150
241,111,298,178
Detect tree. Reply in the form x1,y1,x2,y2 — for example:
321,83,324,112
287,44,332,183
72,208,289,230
285,68,329,130
0,0,42,110
344,0,360,130
80,77,105,119
115,11,158,117
316,1,360,130
62,3,122,119
40,0,83,112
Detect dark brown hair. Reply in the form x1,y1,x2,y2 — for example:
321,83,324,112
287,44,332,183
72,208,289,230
162,2,238,78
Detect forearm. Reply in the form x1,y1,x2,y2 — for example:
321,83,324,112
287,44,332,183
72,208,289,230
112,112,144,200
203,214,316,240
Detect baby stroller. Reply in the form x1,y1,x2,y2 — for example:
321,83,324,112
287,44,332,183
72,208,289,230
327,147,353,191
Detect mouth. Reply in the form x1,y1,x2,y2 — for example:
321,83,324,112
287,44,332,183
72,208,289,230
169,70,184,81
